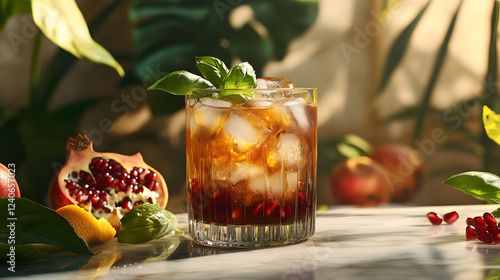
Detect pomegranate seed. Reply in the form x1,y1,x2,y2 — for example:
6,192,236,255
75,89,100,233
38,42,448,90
135,186,144,193
90,195,99,204
466,217,473,226
99,193,108,201
94,200,104,209
122,199,133,211
492,231,500,244
465,225,476,240
484,212,497,226
477,231,493,244
297,180,304,192
443,211,459,224
473,217,487,228
489,225,500,235
133,201,144,206
426,212,442,225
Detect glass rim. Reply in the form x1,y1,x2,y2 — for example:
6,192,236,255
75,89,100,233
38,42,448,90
189,87,316,92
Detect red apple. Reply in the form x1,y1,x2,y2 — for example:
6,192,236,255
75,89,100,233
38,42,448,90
330,156,393,206
369,144,423,202
0,163,20,198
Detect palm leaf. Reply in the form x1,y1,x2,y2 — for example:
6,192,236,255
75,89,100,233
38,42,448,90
377,0,430,94
480,0,499,171
412,1,462,143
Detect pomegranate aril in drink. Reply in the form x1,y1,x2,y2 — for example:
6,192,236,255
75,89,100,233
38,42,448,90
443,211,459,224
426,212,442,225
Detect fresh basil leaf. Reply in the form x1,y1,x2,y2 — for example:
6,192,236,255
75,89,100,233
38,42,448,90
443,171,500,203
0,242,48,263
148,70,214,95
31,0,124,77
195,56,229,88
118,204,178,244
222,62,257,89
0,198,93,255
483,105,500,146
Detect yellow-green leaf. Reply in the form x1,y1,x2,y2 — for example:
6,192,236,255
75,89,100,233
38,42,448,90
31,0,124,77
483,105,500,145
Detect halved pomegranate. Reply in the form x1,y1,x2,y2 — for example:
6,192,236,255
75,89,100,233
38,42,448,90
49,135,168,230
0,163,21,198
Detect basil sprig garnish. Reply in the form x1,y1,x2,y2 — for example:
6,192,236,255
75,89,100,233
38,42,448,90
148,56,256,101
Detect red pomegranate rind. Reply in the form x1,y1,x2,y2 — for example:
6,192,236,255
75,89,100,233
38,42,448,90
443,211,459,225
426,212,442,225
0,163,20,198
49,135,168,230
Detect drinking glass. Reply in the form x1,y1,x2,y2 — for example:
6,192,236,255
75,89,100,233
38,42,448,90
185,88,317,247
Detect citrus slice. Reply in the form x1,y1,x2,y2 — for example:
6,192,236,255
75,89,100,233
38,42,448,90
57,205,116,245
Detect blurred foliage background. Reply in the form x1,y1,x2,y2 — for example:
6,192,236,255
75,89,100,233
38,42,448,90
1,0,499,209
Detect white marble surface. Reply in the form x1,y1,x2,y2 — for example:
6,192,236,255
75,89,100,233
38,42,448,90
4,204,500,279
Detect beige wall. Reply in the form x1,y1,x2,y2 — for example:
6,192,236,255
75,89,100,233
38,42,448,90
0,0,491,210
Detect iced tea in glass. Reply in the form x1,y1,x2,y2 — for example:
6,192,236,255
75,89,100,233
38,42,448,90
186,87,317,247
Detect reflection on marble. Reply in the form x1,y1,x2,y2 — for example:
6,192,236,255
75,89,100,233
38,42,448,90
4,204,500,279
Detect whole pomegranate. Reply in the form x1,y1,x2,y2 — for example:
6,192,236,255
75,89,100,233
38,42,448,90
330,156,393,206
49,135,168,230
369,144,423,202
0,163,20,198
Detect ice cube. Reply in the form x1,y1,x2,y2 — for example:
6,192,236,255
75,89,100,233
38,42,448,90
190,98,230,136
219,110,272,153
286,172,298,192
248,172,283,199
256,77,294,89
285,98,311,132
268,133,302,169
244,100,273,108
200,97,232,108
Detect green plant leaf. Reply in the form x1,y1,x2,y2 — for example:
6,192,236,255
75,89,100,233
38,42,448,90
377,0,430,93
31,0,124,77
222,62,256,89
118,204,178,244
148,70,214,95
0,0,31,31
412,1,462,143
195,56,229,88
0,198,94,255
0,242,48,263
480,0,500,171
483,105,500,146
443,171,500,203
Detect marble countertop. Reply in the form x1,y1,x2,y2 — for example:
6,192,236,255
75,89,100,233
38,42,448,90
4,204,500,280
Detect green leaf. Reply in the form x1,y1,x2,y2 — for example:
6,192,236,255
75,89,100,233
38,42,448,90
377,0,430,93
483,105,500,146
0,198,94,255
443,171,500,203
222,62,256,89
195,56,229,88
0,0,31,31
412,1,462,143
0,242,48,263
148,70,214,95
480,0,500,171
31,0,124,77
118,204,178,244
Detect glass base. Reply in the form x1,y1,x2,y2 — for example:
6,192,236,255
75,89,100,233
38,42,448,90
189,219,314,248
